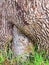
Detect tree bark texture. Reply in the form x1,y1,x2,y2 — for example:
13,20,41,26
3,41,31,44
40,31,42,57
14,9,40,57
0,0,49,55
0,2,13,50
0,0,33,55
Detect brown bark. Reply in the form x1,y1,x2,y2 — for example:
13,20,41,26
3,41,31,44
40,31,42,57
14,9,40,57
0,0,49,55
10,0,49,52
0,2,13,49
11,0,49,52
0,0,33,56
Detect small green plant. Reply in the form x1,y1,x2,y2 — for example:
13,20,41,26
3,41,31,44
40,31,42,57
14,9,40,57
0,43,49,65
0,55,4,64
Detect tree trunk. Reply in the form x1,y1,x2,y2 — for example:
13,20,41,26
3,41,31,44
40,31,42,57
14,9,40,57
0,0,33,56
10,0,49,52
0,0,49,55
0,2,12,50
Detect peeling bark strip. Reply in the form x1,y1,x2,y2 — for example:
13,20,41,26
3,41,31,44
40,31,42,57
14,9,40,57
0,0,49,55
13,25,33,56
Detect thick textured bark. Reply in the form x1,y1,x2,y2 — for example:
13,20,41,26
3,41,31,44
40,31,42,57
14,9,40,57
0,2,13,50
0,0,33,56
11,0,49,52
9,0,49,52
0,0,49,55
